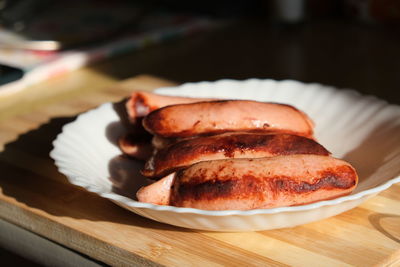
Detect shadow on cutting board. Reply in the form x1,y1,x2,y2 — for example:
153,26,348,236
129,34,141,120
0,112,190,233
369,214,400,244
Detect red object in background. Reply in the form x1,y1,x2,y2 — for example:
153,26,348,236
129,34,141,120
345,0,400,23
370,0,400,22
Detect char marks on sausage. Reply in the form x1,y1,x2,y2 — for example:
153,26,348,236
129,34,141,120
170,155,358,210
126,92,358,211
142,132,330,178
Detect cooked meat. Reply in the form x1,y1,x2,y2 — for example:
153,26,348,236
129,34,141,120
118,133,154,161
138,155,357,210
126,91,213,123
142,133,330,178
143,100,315,139
121,91,213,158
151,135,177,150
136,173,175,205
131,92,358,211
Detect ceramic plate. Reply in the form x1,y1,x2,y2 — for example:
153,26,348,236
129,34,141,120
50,79,400,231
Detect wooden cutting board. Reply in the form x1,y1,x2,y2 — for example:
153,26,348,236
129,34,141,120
0,75,399,266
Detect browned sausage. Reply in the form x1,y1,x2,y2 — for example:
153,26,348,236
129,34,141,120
151,135,177,150
136,155,357,210
170,155,357,210
142,133,330,178
118,133,153,161
126,91,213,123
121,91,213,158
143,100,315,139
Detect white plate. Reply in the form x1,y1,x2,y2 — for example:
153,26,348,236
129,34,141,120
50,79,400,231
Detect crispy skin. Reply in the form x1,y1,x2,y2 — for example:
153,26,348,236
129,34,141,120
142,133,330,178
126,91,213,123
143,100,315,138
170,155,358,210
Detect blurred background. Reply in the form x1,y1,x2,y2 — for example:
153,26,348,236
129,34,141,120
0,0,399,103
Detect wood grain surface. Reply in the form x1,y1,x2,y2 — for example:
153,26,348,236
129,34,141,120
0,75,399,266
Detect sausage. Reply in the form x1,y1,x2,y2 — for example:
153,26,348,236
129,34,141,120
136,173,175,205
143,100,315,139
136,155,357,210
118,133,154,161
126,91,213,123
121,91,213,158
142,133,330,178
170,155,358,210
151,135,177,150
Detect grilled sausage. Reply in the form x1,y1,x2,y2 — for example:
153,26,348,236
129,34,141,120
170,155,358,210
121,91,213,158
137,155,358,210
126,91,213,123
142,133,330,178
118,133,153,161
143,100,315,139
